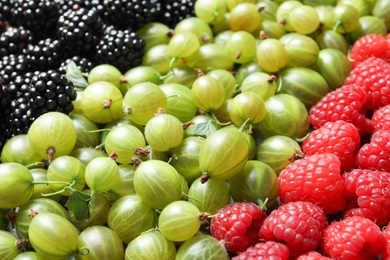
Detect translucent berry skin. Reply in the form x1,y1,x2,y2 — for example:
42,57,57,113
321,216,386,259
355,129,390,172
344,56,390,110
232,241,289,260
342,169,390,227
278,153,346,214
349,34,388,68
259,201,327,258
210,202,266,254
309,84,373,134
302,120,360,171
372,104,390,132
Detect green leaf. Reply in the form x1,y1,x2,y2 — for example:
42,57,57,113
190,121,218,137
65,190,91,221
65,61,89,89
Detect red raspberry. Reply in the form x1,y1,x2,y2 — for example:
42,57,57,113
296,251,332,260
232,241,289,260
342,168,390,226
355,129,390,172
382,33,390,63
321,216,386,259
301,120,360,171
210,202,266,253
309,84,373,134
383,224,390,259
278,153,346,214
349,34,388,68
344,56,390,110
259,201,327,258
372,104,390,132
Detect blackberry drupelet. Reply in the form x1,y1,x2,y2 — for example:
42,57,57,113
0,26,33,57
0,0,16,25
28,70,77,118
91,0,160,30
56,7,104,57
23,38,63,71
58,55,95,75
95,26,145,73
12,0,60,40
158,0,196,29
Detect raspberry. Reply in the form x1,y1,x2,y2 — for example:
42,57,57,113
232,241,289,260
342,168,390,226
372,104,390,132
309,84,373,134
344,56,390,110
278,153,346,214
210,202,266,254
302,120,360,171
296,251,332,260
321,216,386,259
259,201,327,258
349,34,388,68
355,129,390,172
383,224,390,259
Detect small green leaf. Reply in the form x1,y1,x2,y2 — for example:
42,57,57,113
65,190,91,221
65,61,89,89
190,121,218,137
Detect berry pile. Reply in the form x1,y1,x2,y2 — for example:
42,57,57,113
1,1,390,260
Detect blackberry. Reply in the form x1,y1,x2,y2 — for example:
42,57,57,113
12,0,60,40
0,26,33,57
0,54,29,83
23,38,63,71
0,0,16,25
58,55,95,75
54,0,86,15
89,0,160,30
4,71,39,138
95,26,145,73
0,78,11,150
158,0,196,28
28,70,77,118
56,7,104,57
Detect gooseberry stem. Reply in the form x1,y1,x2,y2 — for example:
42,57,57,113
210,112,231,126
37,179,77,197
25,161,45,170
239,118,252,132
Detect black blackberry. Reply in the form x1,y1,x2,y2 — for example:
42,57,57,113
0,0,16,25
23,38,63,71
28,70,77,118
4,71,39,138
58,55,95,75
12,0,60,40
158,0,196,29
56,7,104,57
54,0,86,15
0,54,29,84
0,78,11,150
95,26,145,73
0,26,33,57
89,0,160,30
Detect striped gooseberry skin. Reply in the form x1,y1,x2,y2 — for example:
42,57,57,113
0,230,22,259
158,200,202,242
175,234,229,260
123,82,167,126
15,198,69,240
77,225,125,259
144,113,184,152
133,160,183,210
107,194,156,244
191,75,225,112
84,157,119,196
104,124,145,165
199,126,249,182
228,92,266,127
125,230,176,260
28,213,79,259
